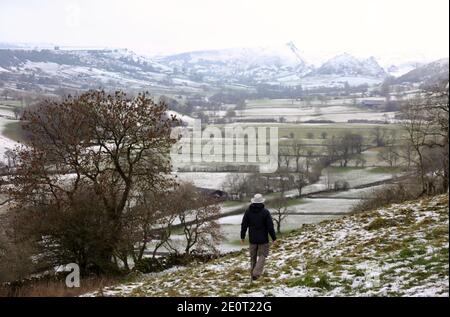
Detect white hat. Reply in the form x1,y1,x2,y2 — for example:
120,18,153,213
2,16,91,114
251,193,265,204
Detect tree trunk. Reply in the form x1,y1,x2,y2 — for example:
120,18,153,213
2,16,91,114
418,151,427,195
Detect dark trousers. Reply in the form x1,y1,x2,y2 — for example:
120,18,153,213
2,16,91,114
249,243,269,278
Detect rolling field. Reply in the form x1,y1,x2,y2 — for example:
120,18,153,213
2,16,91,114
213,122,404,140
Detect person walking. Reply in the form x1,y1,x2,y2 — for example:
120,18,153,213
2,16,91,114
240,193,277,281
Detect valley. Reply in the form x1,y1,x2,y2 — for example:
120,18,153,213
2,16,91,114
0,37,447,298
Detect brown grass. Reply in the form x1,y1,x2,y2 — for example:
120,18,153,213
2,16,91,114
0,276,119,297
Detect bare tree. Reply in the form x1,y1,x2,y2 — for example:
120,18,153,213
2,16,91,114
336,133,363,167
326,136,339,163
292,140,303,172
400,83,448,194
378,146,399,167
222,173,247,200
401,97,435,193
398,143,414,169
354,154,367,168
422,83,449,191
371,126,387,147
12,107,22,120
377,129,399,167
271,195,290,234
279,147,291,170
295,166,308,197
2,89,12,101
174,183,223,255
116,189,181,267
273,168,294,196
305,149,314,174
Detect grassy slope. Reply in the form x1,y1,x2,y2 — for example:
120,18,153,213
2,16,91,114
1,121,25,143
89,195,449,297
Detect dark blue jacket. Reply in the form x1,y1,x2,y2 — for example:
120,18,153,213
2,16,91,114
240,203,277,244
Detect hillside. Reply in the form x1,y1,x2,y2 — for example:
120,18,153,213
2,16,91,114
0,44,394,90
312,53,386,78
0,48,201,93
158,42,314,84
86,194,449,297
396,58,449,86
0,45,448,95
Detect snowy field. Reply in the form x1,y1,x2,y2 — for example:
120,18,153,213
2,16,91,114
173,172,233,189
234,98,400,123
315,185,387,199
322,166,399,188
239,105,356,115
237,107,397,123
274,75,383,88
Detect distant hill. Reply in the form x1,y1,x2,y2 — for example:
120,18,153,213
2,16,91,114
312,53,386,78
158,42,314,84
1,45,445,92
158,45,389,86
0,48,191,92
395,58,449,86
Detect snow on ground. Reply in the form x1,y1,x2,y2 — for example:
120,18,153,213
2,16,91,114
236,100,398,123
283,167,398,198
0,108,16,118
87,194,449,297
173,172,233,189
275,75,383,88
238,111,397,123
0,134,16,159
239,105,356,116
167,110,196,126
289,198,358,214
23,61,61,74
319,185,386,199
0,117,19,162
323,166,399,188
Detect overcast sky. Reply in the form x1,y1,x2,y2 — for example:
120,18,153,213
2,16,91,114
0,0,448,61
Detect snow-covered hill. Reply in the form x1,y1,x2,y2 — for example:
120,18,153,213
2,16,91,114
157,44,394,86
158,42,314,84
0,48,204,93
386,62,424,78
1,44,445,91
86,194,449,297
312,53,386,78
395,58,449,86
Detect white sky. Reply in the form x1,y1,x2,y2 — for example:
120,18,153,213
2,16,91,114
0,0,448,61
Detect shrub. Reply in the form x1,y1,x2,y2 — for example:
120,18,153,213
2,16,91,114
134,253,221,274
351,181,422,213
334,180,350,191
365,217,397,231
285,274,333,290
